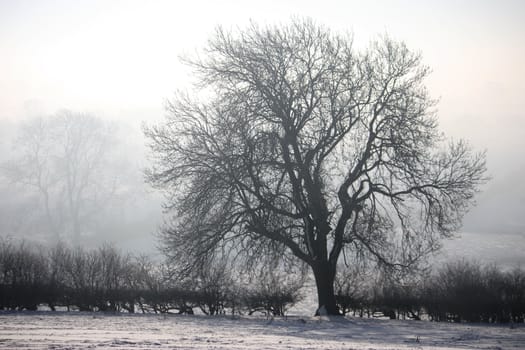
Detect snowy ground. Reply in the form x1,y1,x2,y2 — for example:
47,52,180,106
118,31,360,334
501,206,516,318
0,312,523,350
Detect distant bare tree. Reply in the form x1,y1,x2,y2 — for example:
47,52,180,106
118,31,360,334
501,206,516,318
146,19,487,315
1,111,121,244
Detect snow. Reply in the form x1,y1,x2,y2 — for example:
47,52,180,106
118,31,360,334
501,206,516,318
0,312,523,349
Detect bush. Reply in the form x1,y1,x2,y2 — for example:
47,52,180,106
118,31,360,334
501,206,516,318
0,239,48,310
335,264,372,317
242,270,303,316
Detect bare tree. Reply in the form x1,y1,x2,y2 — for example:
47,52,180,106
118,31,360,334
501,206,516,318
145,19,487,315
2,111,120,244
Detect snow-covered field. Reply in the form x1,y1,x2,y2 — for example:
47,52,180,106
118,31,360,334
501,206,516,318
0,312,523,349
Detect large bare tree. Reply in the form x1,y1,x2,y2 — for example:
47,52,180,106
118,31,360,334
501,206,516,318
145,19,487,315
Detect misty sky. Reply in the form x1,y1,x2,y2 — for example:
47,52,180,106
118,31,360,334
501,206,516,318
1,0,524,264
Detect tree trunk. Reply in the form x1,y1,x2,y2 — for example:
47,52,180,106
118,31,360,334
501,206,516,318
312,261,340,315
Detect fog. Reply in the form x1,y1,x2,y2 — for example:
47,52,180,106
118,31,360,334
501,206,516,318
1,0,524,265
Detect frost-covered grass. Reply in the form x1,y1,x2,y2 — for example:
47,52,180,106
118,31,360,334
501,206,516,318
0,311,523,349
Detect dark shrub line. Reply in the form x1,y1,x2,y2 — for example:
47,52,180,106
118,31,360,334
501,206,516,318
335,261,525,323
0,239,301,316
3,238,522,322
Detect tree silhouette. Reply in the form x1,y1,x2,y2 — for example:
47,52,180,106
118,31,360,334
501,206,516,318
146,19,487,315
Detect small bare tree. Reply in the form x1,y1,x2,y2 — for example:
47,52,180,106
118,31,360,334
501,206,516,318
146,19,487,315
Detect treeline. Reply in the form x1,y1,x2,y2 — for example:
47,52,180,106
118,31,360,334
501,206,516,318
0,239,302,316
335,261,525,323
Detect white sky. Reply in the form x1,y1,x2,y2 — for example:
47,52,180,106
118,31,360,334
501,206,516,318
1,0,524,254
